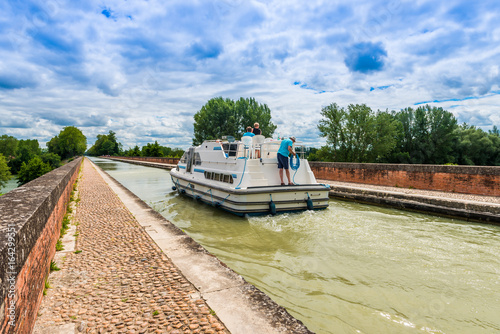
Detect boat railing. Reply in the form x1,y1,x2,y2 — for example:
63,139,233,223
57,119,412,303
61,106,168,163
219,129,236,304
219,139,307,160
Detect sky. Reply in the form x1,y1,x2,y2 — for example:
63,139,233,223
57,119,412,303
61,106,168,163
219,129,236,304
0,0,499,150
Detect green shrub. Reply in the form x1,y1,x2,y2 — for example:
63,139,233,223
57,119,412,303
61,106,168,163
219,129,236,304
17,156,52,185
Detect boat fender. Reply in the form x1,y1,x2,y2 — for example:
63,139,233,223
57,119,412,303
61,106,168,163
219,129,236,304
269,194,276,215
214,202,222,208
195,195,201,201
180,189,186,194
269,201,276,215
171,186,177,191
306,193,314,210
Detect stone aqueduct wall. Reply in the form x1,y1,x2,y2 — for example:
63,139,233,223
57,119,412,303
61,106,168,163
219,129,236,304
309,162,500,197
0,158,82,334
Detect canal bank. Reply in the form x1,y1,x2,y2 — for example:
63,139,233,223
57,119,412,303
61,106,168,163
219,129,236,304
105,157,500,224
34,158,310,333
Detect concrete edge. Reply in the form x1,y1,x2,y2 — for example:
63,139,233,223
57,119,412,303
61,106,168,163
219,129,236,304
328,186,500,225
105,157,176,170
86,158,312,334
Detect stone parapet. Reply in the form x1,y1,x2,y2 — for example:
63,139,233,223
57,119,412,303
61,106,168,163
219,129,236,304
0,157,82,333
310,162,500,197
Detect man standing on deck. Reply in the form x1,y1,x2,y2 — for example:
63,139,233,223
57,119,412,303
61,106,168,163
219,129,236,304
277,136,297,186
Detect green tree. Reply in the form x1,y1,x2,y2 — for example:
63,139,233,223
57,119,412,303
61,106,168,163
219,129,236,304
0,135,18,159
86,131,121,156
41,152,62,169
317,103,397,162
17,155,52,185
142,141,163,157
454,124,499,165
193,97,276,145
0,153,12,189
124,145,141,157
9,139,41,173
47,126,87,159
389,105,458,164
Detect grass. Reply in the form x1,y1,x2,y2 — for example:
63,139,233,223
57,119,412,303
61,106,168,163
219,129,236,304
152,310,159,316
50,260,60,272
74,250,82,254
55,239,64,251
43,278,51,295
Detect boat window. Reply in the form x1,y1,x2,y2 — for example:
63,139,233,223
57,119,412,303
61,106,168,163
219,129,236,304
194,153,202,165
204,171,234,184
222,143,238,157
180,152,188,163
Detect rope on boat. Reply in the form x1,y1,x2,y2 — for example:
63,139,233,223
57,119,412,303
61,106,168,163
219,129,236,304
291,156,300,185
215,193,231,207
234,156,248,190
171,176,181,192
205,188,214,205
290,155,300,170
187,182,195,197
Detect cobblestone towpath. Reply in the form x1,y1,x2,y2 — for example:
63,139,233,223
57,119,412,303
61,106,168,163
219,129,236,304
34,159,229,333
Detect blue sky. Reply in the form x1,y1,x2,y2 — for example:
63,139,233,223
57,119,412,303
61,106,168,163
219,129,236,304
0,0,499,149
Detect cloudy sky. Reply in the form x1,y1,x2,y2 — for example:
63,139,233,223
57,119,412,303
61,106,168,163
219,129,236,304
1,0,499,149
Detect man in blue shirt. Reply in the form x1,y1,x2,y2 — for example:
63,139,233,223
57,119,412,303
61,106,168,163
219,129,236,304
243,127,255,137
277,136,297,185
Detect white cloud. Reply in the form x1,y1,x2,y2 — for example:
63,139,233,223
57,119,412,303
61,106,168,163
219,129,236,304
0,0,499,150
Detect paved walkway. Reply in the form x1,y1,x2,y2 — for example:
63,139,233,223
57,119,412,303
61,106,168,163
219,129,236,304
34,159,229,333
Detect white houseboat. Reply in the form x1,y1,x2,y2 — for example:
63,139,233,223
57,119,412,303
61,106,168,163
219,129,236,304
170,135,330,216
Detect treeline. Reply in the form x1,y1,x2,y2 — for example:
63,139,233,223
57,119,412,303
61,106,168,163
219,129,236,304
311,104,500,165
0,126,86,189
86,131,184,158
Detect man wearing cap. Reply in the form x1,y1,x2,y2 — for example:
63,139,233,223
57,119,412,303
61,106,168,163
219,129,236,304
277,136,297,186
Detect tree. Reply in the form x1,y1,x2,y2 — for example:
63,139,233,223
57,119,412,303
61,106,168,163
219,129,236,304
124,145,142,157
41,152,62,169
47,126,87,159
86,131,121,156
9,139,41,174
0,154,11,189
389,105,458,164
317,103,397,162
0,135,18,159
454,124,499,165
193,97,277,145
17,156,52,185
142,141,163,157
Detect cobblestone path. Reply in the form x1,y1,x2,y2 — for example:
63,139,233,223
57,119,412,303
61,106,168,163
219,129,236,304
34,160,229,333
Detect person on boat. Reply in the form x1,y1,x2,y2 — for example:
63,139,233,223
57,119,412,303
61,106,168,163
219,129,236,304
252,122,261,135
243,126,255,137
277,136,297,186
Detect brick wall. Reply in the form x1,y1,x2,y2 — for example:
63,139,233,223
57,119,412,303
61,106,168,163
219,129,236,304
0,157,82,334
106,156,180,164
309,162,500,197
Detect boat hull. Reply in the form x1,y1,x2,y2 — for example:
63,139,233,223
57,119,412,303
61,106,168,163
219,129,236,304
171,172,330,216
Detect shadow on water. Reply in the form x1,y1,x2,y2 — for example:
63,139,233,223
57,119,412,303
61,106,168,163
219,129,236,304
90,157,500,334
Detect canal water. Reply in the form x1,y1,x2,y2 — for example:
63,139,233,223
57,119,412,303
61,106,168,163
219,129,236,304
0,176,18,195
89,157,500,334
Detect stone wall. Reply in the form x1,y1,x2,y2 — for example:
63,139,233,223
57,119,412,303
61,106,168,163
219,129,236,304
107,156,180,165
309,162,500,197
0,158,82,334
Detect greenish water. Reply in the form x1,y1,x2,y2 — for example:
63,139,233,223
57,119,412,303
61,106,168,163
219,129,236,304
0,176,18,194
90,157,500,334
